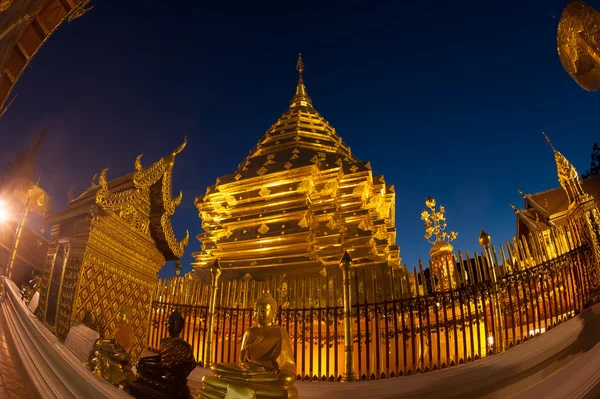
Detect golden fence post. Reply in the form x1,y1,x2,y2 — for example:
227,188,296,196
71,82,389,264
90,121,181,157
205,259,222,367
339,251,355,382
479,229,504,353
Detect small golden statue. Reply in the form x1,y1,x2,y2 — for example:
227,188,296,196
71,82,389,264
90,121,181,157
197,292,297,399
131,310,196,399
20,272,41,305
88,308,136,388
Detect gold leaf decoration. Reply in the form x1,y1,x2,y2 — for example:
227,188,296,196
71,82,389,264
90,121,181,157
258,224,270,235
257,167,268,176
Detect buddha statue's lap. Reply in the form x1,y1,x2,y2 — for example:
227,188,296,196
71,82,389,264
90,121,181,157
197,292,297,399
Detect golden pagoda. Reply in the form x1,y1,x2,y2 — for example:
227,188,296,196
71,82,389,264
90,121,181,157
193,55,400,278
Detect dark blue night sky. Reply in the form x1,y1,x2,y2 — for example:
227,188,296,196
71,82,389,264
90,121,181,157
0,0,599,276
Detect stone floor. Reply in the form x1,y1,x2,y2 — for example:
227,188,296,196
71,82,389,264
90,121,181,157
0,307,40,399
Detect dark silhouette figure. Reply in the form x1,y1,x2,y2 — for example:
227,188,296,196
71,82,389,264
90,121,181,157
130,311,196,399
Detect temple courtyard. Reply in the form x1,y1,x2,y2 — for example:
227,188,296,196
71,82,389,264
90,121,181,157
3,268,600,399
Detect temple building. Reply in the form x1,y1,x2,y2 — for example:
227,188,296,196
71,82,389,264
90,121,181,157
514,174,600,238
513,134,600,263
193,56,400,279
36,139,188,357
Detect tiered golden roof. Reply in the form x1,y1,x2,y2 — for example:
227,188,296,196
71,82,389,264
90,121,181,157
193,55,400,278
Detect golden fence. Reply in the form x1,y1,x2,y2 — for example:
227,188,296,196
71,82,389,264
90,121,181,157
148,224,599,381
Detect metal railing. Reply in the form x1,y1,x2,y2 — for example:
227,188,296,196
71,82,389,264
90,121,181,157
148,224,598,381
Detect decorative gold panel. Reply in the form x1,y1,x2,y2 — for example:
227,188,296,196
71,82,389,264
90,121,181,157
72,252,154,359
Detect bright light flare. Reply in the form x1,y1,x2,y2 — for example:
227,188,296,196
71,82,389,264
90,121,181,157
0,201,7,221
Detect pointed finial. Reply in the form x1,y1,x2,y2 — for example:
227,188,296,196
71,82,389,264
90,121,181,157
290,53,312,108
542,131,556,151
99,168,109,191
210,258,222,278
516,186,527,198
296,53,304,75
509,202,518,212
172,136,187,156
340,250,353,270
135,153,143,172
478,228,491,247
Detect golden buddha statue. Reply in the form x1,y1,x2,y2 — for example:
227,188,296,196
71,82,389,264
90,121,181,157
197,292,297,399
131,310,196,399
88,308,136,388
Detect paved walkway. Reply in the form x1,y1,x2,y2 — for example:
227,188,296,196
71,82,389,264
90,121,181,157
0,305,40,399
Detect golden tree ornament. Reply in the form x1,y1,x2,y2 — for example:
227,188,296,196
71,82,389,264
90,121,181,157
421,196,457,245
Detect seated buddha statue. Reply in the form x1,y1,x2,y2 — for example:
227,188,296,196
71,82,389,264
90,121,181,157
88,307,136,388
131,310,196,399
197,292,297,399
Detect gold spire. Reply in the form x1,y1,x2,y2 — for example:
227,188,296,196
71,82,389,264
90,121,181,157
290,53,313,108
543,132,586,204
542,131,556,152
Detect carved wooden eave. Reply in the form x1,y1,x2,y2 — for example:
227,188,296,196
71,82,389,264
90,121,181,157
45,138,189,260
0,0,93,116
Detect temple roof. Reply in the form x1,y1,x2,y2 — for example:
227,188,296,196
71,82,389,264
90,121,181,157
0,0,92,115
201,55,360,191
46,138,189,260
525,174,600,217
514,174,600,235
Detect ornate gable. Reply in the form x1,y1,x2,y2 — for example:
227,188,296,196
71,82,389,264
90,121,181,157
48,138,189,261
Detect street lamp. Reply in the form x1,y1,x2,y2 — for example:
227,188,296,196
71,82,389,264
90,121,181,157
5,178,50,280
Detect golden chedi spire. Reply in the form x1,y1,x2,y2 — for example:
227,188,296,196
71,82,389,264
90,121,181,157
421,196,457,289
543,132,587,206
193,55,400,278
290,53,313,108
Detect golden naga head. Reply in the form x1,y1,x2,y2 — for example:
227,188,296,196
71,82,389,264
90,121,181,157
557,0,600,91
254,291,278,327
